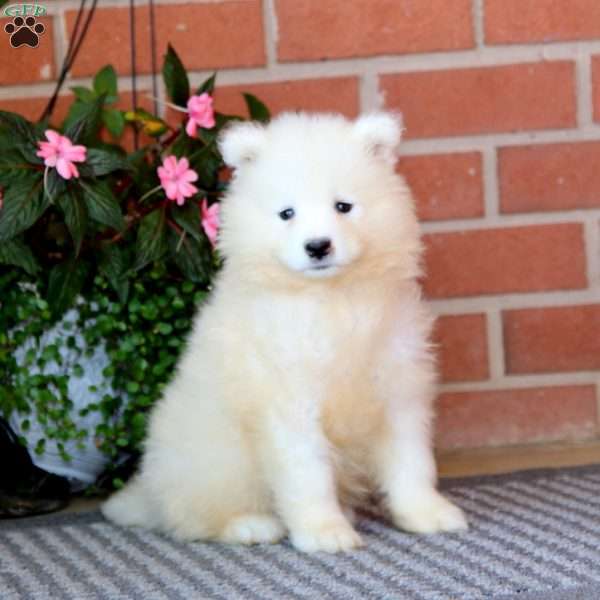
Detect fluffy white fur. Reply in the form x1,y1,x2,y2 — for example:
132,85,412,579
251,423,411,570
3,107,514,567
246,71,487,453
102,112,467,552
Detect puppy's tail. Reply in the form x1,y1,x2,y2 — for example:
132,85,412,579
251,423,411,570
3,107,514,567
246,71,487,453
101,477,157,529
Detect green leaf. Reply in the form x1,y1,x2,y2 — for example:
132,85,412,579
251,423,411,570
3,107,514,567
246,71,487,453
99,243,130,303
0,237,39,275
197,73,216,95
162,44,190,107
93,65,118,99
0,177,46,241
64,94,105,145
0,110,37,146
169,131,195,158
80,180,124,231
156,322,173,335
102,109,125,138
168,229,210,283
0,150,40,186
133,208,168,271
45,168,67,203
58,191,88,255
46,258,89,318
188,145,221,189
70,86,96,103
123,108,168,137
170,202,202,242
62,101,90,133
243,93,270,123
84,148,130,176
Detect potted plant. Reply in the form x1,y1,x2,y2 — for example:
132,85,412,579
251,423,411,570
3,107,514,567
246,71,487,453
0,45,269,490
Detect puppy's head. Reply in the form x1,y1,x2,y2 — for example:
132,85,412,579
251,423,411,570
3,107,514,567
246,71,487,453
218,112,420,285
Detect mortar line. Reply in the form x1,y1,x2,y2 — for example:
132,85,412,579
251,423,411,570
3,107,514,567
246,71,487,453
583,218,600,289
420,210,599,232
486,309,505,379
14,3,66,91
439,372,600,394
472,0,484,48
262,0,278,70
482,145,499,217
52,10,68,87
576,51,593,128
359,68,381,113
428,288,600,315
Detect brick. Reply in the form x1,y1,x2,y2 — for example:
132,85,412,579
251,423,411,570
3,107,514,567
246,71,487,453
276,0,474,62
381,62,576,139
66,2,264,78
214,77,360,119
423,223,587,299
436,386,597,449
485,0,600,44
504,305,600,374
0,96,70,125
593,56,600,123
433,314,489,382
499,142,600,213
0,16,54,84
399,152,484,221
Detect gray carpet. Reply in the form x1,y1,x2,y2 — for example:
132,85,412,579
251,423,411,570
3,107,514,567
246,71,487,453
2,465,600,600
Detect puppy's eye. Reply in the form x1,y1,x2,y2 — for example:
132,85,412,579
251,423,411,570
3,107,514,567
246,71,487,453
335,201,353,214
279,208,295,221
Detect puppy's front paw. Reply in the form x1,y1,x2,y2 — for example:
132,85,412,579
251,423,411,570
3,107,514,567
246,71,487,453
290,516,363,553
392,490,467,534
219,514,286,545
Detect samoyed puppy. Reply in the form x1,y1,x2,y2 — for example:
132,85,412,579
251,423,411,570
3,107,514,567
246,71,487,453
102,112,467,552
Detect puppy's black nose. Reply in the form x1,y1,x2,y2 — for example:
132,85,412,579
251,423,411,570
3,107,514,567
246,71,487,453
305,238,332,260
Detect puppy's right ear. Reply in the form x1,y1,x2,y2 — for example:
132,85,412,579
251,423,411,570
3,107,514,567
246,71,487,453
218,122,266,168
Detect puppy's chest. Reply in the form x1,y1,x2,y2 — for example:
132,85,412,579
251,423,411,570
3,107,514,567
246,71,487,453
249,294,383,369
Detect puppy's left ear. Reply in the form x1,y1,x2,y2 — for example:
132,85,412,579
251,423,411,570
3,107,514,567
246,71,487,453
353,112,403,165
218,121,267,169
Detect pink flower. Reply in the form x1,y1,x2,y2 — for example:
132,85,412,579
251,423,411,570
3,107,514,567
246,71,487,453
157,155,199,206
201,198,219,248
185,93,216,138
36,130,87,180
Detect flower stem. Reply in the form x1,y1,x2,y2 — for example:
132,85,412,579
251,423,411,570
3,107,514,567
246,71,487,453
144,94,188,113
43,166,51,202
139,184,162,203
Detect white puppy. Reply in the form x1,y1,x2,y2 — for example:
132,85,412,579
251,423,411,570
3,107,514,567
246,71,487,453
102,112,467,552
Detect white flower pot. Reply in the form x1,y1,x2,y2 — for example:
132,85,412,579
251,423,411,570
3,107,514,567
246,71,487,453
10,304,115,487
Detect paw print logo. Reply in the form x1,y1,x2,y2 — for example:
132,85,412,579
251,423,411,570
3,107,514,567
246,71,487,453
4,16,45,48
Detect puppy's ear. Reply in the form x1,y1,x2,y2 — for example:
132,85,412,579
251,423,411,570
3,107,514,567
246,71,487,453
218,121,266,168
353,112,403,165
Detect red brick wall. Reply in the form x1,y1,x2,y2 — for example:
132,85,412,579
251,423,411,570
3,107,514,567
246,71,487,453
2,1,599,451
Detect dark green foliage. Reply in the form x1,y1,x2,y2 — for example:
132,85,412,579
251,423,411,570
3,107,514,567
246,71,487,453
46,258,90,318
0,238,39,275
80,180,125,232
0,178,46,241
0,46,268,490
162,44,190,107
58,190,88,255
243,93,271,123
